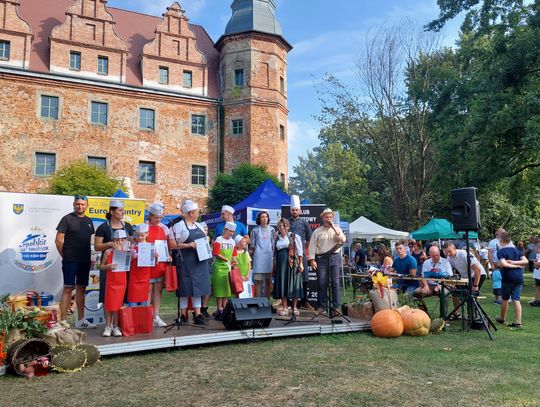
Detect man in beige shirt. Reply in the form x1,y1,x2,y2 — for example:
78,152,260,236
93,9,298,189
308,208,346,315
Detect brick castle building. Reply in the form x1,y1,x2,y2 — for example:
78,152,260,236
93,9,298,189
0,0,291,209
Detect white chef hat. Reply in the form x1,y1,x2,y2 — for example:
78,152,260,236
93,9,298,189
136,223,149,234
110,199,125,208
224,221,237,232
221,205,235,214
113,229,127,239
149,203,164,216
290,195,301,209
182,200,199,213
234,235,244,245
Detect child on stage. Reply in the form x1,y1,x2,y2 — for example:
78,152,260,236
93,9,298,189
212,222,238,320
235,235,252,297
101,230,129,337
127,224,152,306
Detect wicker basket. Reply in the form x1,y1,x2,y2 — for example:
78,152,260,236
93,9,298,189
7,338,51,376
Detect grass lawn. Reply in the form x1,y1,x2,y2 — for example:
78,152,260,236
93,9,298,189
1,276,539,406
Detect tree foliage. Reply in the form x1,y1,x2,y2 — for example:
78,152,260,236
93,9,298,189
290,136,381,221
316,24,441,229
48,161,124,197
207,163,284,213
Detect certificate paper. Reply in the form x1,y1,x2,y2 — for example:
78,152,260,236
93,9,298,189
195,238,212,261
137,243,156,267
112,250,131,272
155,240,169,262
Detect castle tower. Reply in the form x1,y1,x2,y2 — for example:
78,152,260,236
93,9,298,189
216,0,291,184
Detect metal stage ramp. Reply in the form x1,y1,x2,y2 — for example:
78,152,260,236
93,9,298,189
93,314,371,356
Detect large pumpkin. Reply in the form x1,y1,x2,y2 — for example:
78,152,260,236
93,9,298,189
400,308,431,336
370,309,403,338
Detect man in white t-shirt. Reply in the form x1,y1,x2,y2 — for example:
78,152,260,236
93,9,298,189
415,246,453,297
443,242,487,293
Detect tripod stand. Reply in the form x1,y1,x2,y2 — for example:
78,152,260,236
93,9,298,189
311,255,350,324
446,231,496,340
164,295,205,333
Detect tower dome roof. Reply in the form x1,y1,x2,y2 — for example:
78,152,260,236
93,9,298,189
224,0,283,37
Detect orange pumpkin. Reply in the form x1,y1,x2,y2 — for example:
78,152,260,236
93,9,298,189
371,309,404,338
400,308,431,336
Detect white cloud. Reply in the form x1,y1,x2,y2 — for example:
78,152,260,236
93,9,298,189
287,120,320,176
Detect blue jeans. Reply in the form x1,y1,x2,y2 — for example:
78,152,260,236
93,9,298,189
316,253,341,310
502,282,523,301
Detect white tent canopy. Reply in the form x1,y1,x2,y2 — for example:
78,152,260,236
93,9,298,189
349,216,409,241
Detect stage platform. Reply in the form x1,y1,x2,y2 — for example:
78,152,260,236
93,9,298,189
92,312,371,356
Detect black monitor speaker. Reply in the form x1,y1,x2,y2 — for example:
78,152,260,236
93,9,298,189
222,297,272,330
451,187,481,231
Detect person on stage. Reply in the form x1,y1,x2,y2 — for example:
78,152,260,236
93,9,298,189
146,203,170,327
168,200,211,325
307,208,346,316
127,223,152,306
55,195,96,329
212,222,238,320
100,229,129,337
214,205,249,240
235,235,252,295
94,200,134,308
273,219,304,317
288,195,314,310
250,211,275,299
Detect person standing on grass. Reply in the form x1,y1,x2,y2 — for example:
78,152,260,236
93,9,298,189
55,195,96,329
496,232,528,328
525,237,538,274
529,243,540,307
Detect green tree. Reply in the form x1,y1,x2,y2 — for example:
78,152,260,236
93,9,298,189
48,161,124,196
289,139,381,221
207,163,284,212
317,24,441,229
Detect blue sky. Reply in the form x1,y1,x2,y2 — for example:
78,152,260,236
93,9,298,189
108,0,463,176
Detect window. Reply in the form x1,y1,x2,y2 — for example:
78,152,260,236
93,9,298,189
87,156,106,171
232,119,243,135
183,70,193,88
279,125,285,141
191,165,207,186
234,69,244,86
91,101,108,125
97,56,108,75
159,66,169,84
70,51,81,71
191,115,206,135
138,161,155,183
139,108,155,130
35,153,56,176
0,40,10,60
280,173,286,183
40,95,59,119
280,76,285,93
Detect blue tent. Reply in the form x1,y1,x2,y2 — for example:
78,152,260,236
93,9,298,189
202,179,290,229
112,189,129,198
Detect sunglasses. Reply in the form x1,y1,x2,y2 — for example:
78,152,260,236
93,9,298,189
74,195,88,200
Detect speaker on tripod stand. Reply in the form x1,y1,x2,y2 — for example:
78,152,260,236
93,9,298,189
450,187,495,339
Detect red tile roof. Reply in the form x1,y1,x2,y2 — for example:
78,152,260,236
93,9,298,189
17,0,221,98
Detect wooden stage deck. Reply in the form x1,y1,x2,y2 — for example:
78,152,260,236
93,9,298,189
90,312,371,356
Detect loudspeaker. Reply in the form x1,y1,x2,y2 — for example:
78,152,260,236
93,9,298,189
222,297,272,330
451,187,481,231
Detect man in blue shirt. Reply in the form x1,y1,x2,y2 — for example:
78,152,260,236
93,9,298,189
390,241,418,294
214,205,249,241
497,232,528,328
391,242,419,294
